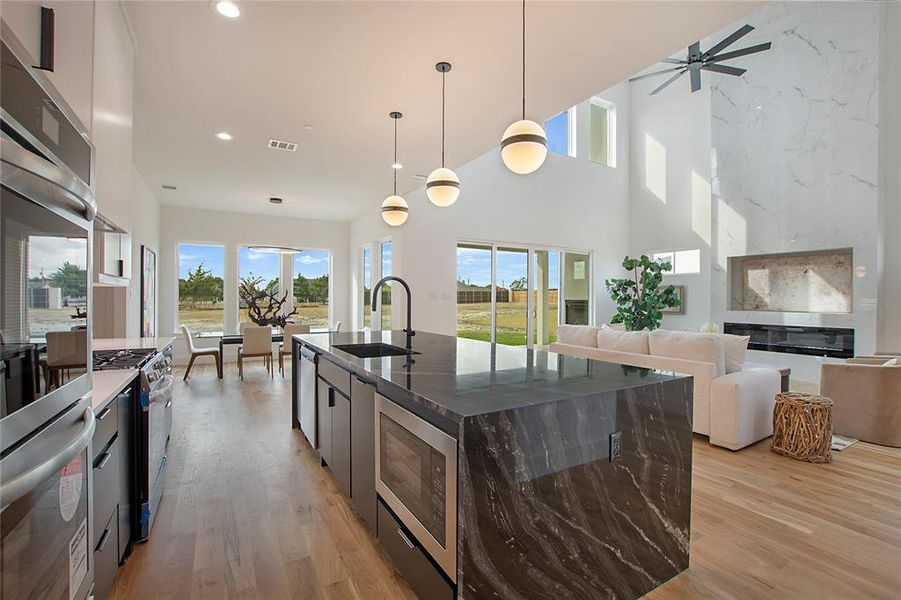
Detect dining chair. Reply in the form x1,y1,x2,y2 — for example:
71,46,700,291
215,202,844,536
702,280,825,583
238,325,273,380
279,323,311,376
181,325,222,380
333,320,342,332
45,329,87,390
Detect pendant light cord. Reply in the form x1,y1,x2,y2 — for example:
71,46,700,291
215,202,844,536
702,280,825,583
441,70,446,168
393,116,398,195
522,0,526,120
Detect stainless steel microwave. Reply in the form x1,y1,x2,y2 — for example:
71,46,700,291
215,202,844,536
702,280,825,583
375,394,458,581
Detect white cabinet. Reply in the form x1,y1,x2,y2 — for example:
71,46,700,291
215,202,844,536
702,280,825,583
1,1,95,133
91,0,134,231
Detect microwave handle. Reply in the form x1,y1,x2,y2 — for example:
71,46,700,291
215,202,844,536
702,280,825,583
0,408,95,512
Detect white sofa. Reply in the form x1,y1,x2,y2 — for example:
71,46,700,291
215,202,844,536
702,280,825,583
550,325,781,450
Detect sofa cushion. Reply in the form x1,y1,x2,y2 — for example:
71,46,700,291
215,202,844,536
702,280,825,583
603,322,626,331
649,329,726,377
597,327,649,354
557,325,599,348
717,334,750,374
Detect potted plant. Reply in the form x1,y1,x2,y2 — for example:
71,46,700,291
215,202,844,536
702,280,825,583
605,255,681,331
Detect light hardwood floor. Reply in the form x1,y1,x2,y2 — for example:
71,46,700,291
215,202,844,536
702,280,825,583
112,364,901,599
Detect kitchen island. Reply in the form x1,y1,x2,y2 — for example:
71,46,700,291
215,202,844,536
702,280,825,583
294,330,693,599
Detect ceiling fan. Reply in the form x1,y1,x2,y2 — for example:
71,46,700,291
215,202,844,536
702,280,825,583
630,24,772,95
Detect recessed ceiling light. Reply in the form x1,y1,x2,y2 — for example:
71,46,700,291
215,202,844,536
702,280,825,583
269,197,284,204
391,162,403,170
215,132,233,140
213,1,240,19
304,124,314,131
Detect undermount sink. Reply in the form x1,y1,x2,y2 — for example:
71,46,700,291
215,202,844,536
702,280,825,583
333,343,418,359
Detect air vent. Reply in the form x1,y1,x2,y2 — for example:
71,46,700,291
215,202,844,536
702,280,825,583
269,197,283,204
161,184,177,190
268,139,298,152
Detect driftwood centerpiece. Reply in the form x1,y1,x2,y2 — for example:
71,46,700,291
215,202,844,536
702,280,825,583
239,276,297,328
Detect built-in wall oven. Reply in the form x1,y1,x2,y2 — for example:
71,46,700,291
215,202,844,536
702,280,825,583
1,26,97,600
375,395,458,581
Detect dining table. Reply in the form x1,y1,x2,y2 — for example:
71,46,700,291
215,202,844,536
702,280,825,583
216,328,331,378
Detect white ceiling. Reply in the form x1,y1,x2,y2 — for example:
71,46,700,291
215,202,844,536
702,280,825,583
127,0,760,222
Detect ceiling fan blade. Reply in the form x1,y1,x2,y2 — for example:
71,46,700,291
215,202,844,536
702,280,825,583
650,69,686,95
629,66,685,82
703,63,747,76
689,41,701,60
708,42,772,64
661,58,686,64
690,69,701,92
702,24,754,59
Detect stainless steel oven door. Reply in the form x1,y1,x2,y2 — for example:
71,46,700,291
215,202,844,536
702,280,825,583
1,394,95,600
375,394,457,581
1,133,95,454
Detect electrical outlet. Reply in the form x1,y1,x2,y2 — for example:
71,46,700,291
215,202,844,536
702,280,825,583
610,431,622,461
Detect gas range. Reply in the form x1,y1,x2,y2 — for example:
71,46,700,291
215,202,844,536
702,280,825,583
93,348,157,370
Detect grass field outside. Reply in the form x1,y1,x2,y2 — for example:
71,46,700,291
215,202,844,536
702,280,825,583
178,302,329,334
456,302,558,346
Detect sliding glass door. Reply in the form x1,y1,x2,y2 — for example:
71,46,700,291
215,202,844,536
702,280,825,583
533,250,560,346
456,242,590,348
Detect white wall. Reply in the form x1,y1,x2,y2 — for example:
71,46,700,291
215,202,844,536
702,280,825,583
349,83,632,337
126,168,160,338
877,0,901,353
159,205,350,362
628,73,712,331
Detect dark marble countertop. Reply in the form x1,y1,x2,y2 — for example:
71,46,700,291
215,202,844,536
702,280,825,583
295,330,688,435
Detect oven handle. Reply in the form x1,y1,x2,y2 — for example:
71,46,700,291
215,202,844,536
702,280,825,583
0,408,95,512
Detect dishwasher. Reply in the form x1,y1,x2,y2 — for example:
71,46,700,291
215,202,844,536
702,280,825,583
298,345,319,448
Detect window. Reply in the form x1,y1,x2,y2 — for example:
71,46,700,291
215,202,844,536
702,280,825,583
545,107,575,157
653,249,701,274
589,97,616,167
178,243,224,335
456,244,493,342
292,250,330,327
239,247,279,328
362,246,372,329
380,241,392,330
457,243,591,346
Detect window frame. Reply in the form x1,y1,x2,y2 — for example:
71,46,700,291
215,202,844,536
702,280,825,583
544,106,577,158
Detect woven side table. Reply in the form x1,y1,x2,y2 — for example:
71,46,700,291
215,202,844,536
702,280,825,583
771,392,834,463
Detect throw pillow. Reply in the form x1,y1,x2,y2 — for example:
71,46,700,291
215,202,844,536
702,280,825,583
649,329,726,377
883,358,899,366
717,334,750,374
557,325,599,348
597,328,650,354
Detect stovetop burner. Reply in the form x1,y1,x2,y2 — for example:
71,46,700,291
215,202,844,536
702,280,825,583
93,348,158,370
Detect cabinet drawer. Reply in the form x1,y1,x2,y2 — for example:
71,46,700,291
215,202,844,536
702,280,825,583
92,399,119,455
93,506,119,600
93,438,120,542
377,501,454,600
318,358,351,398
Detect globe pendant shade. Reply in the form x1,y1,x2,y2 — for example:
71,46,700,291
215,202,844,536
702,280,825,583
381,194,408,226
426,167,460,207
500,119,547,174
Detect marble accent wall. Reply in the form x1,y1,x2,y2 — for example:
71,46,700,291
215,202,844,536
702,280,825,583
710,1,881,377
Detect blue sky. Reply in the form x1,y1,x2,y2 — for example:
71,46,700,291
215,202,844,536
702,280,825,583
545,111,568,155
457,247,560,289
178,244,329,280
179,243,224,278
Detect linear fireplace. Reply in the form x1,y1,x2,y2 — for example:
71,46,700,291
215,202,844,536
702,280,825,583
723,323,854,359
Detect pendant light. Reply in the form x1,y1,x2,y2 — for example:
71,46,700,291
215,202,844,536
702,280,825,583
427,62,460,207
381,111,409,226
501,0,547,175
